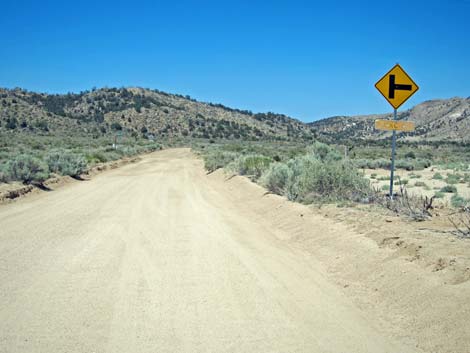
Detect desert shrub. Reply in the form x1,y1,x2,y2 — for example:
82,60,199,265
102,150,123,161
395,159,413,171
46,151,87,177
439,162,470,172
381,184,389,191
396,159,431,171
412,159,432,170
204,151,239,172
110,122,122,130
0,164,7,183
394,178,408,186
414,181,427,187
228,154,272,179
376,185,434,221
451,194,470,208
354,159,370,169
432,173,444,180
445,173,462,184
355,158,430,171
5,154,49,184
86,151,108,164
6,117,18,130
284,154,370,202
354,158,389,169
306,142,341,162
146,143,162,151
440,185,457,193
370,173,377,179
449,209,470,237
434,191,445,199
121,147,138,156
378,175,393,181
409,173,421,179
260,162,291,194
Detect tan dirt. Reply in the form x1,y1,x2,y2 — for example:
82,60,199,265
0,148,468,353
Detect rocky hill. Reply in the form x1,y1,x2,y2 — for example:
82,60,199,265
0,87,316,141
310,97,470,142
2,87,468,144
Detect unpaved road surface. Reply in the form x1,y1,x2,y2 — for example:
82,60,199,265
0,149,427,352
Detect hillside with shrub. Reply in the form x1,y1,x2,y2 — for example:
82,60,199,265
310,97,470,142
0,86,318,185
0,87,316,141
2,86,470,188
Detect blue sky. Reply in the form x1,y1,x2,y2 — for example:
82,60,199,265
0,0,469,122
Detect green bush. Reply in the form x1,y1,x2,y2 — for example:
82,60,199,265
432,173,444,180
5,154,49,184
395,158,431,171
306,142,341,162
146,143,162,152
445,173,461,184
46,151,87,177
284,154,370,202
86,151,108,164
440,185,457,193
228,154,272,179
394,178,408,186
378,175,393,181
0,164,7,183
354,158,430,171
204,151,239,172
354,158,389,169
260,162,291,194
408,173,421,179
451,194,469,208
414,181,427,187
434,191,445,199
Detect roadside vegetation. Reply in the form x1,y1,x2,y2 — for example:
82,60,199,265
0,130,162,185
200,142,371,204
197,140,470,224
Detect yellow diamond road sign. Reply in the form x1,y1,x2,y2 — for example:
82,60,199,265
375,119,415,132
375,64,419,109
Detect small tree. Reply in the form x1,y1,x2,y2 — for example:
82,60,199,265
111,122,122,131
6,117,17,129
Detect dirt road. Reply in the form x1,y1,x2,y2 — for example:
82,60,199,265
0,149,424,352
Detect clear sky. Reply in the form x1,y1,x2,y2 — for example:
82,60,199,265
1,0,469,122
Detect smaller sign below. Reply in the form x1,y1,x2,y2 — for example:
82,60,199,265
375,120,415,132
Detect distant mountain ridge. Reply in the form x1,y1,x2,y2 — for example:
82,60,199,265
0,87,315,141
310,97,470,142
1,87,468,143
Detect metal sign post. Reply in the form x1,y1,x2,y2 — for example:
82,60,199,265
389,109,397,198
374,64,419,200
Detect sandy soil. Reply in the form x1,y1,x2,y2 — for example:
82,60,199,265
0,148,468,353
364,167,470,204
